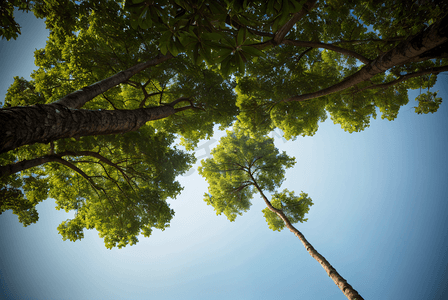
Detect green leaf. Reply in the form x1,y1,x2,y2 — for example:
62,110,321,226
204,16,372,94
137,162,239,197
241,46,266,58
237,28,247,46
236,52,245,73
198,126,298,222
202,32,224,41
160,43,168,55
220,55,232,77
167,40,179,56
214,48,233,63
130,15,139,30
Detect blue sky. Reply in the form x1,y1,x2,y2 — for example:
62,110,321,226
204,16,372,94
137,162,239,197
1,10,448,300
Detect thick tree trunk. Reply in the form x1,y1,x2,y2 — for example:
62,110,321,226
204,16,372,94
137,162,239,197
0,103,175,154
0,54,175,154
251,176,363,300
285,13,448,103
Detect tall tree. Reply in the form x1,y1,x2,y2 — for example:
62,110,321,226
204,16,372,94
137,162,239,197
1,0,447,247
0,1,236,248
198,126,363,300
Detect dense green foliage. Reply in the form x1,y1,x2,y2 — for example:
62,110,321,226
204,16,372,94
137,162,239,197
0,0,32,40
1,0,447,248
262,189,313,231
1,0,236,248
198,126,313,229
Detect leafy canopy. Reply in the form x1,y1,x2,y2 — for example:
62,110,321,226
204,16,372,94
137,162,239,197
198,126,312,229
1,0,238,248
1,0,447,248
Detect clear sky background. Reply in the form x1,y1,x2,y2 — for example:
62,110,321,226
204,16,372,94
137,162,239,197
1,10,448,300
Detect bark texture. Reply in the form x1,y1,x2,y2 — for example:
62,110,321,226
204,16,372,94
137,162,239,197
0,103,175,154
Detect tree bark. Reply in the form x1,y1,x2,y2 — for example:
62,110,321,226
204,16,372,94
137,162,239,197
284,13,448,103
250,174,364,300
270,206,364,300
0,54,175,154
0,103,176,154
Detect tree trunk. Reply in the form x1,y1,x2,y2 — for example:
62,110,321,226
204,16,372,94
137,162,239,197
0,54,175,154
251,176,364,300
0,103,176,154
273,208,364,300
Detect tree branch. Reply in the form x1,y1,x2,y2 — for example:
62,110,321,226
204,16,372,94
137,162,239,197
356,65,448,93
0,104,177,153
65,151,134,186
282,40,371,64
53,157,95,186
139,91,163,108
283,15,448,103
0,155,59,177
272,0,318,45
53,54,173,109
333,36,406,44
295,47,313,64
249,0,317,50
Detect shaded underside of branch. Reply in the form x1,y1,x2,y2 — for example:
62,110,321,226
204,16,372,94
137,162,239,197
282,39,371,64
357,65,448,93
0,104,176,154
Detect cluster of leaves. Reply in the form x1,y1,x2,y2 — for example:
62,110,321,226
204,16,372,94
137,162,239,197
0,0,32,40
198,126,312,229
124,0,308,75
51,128,193,249
2,124,195,248
262,189,313,231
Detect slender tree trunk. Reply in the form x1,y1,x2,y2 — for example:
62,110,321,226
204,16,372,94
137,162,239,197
273,208,364,300
0,103,176,154
250,175,363,300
